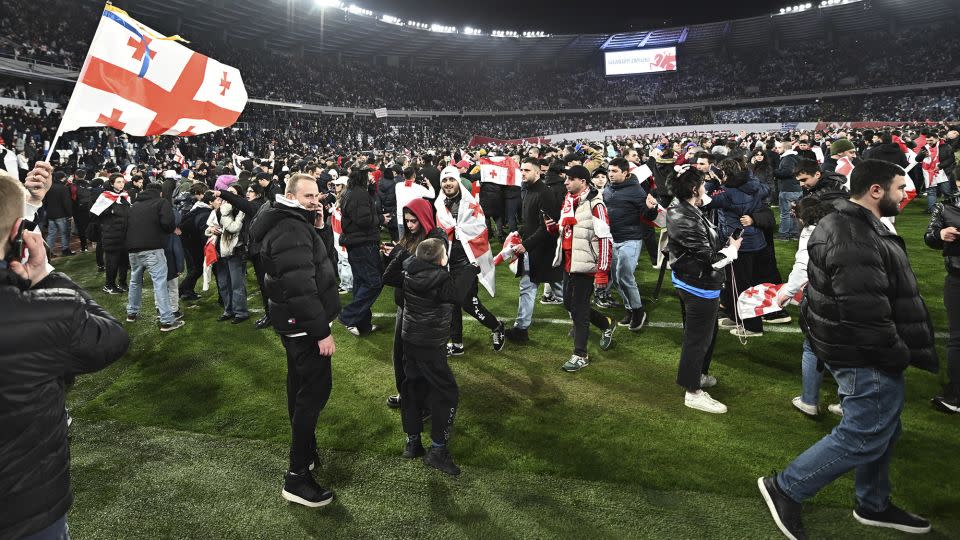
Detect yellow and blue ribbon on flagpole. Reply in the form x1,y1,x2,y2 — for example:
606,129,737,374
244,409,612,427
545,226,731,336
102,3,189,77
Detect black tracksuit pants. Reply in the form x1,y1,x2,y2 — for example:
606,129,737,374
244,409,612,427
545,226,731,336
450,274,500,344
105,250,128,289
281,334,332,473
401,342,458,445
563,272,611,357
179,244,203,295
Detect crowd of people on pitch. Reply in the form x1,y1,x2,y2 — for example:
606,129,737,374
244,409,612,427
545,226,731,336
3,0,960,110
5,120,960,537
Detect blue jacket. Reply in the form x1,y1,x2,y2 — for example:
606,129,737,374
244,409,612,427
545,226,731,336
704,173,769,252
603,176,657,242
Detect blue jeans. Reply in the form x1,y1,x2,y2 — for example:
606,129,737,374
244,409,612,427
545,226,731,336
127,248,174,324
22,514,69,540
800,337,823,406
340,243,383,331
778,191,801,237
46,217,70,253
516,269,538,330
337,250,353,291
778,366,904,511
927,182,953,212
215,255,248,318
613,240,643,310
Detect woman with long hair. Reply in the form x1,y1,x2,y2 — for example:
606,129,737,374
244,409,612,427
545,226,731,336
749,147,774,205
382,198,444,409
206,184,248,323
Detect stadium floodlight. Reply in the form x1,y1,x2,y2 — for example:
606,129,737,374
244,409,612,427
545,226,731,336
346,4,373,16
381,15,403,25
430,23,456,33
463,26,483,35
315,0,343,8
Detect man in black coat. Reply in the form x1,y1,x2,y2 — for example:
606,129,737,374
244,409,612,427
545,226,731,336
178,184,214,300
0,170,129,540
419,154,441,199
249,173,338,508
43,171,74,256
338,168,388,336
125,183,181,331
760,160,937,539
505,158,562,342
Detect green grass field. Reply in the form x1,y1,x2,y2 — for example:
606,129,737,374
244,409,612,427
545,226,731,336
58,202,960,539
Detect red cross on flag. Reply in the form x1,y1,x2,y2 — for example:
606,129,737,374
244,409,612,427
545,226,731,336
480,156,522,187
57,5,246,139
737,283,803,321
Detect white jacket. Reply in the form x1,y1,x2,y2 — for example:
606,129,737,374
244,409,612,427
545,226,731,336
783,225,814,298
206,202,245,258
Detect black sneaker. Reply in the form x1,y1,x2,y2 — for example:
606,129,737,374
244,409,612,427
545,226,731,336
423,446,461,476
447,343,465,356
629,309,648,332
115,285,128,293
853,503,931,534
103,285,119,295
160,320,185,332
758,475,806,540
504,327,529,343
126,313,137,323
492,322,505,352
255,315,272,329
217,313,233,322
618,311,633,327
600,318,616,350
540,293,562,305
931,395,960,414
386,394,401,409
231,315,250,324
763,311,792,324
403,439,425,459
281,471,334,508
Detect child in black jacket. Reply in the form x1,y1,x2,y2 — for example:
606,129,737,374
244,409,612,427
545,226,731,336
389,238,478,476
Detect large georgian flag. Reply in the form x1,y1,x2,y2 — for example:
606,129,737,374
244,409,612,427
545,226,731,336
59,5,246,138
435,187,497,297
479,156,521,187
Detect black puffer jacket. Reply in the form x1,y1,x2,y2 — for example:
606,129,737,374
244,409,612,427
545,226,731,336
518,178,561,284
339,185,383,248
400,256,478,348
666,200,727,290
924,194,960,276
867,143,909,169
43,181,72,220
802,171,849,205
250,201,340,340
125,189,176,253
96,192,131,253
0,270,129,540
382,228,446,307
803,199,937,373
179,202,212,256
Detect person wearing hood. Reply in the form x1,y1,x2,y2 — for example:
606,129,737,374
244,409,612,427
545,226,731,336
206,185,248,324
382,198,445,409
249,173,339,509
552,165,616,373
603,157,659,331
435,166,506,355
706,158,770,338
821,138,859,174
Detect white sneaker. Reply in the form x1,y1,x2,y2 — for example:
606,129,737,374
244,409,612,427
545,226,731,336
699,374,717,388
685,391,727,414
827,403,843,416
344,326,360,337
717,317,737,329
792,396,818,416
730,327,763,338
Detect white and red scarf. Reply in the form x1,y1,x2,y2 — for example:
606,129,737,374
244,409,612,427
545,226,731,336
90,190,130,216
434,186,496,297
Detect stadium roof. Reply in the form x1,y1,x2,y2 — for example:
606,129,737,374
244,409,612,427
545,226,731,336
109,0,960,63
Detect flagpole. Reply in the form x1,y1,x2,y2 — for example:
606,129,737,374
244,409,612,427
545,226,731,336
44,1,112,163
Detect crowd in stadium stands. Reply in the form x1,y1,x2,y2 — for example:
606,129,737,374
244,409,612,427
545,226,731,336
2,0,960,110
